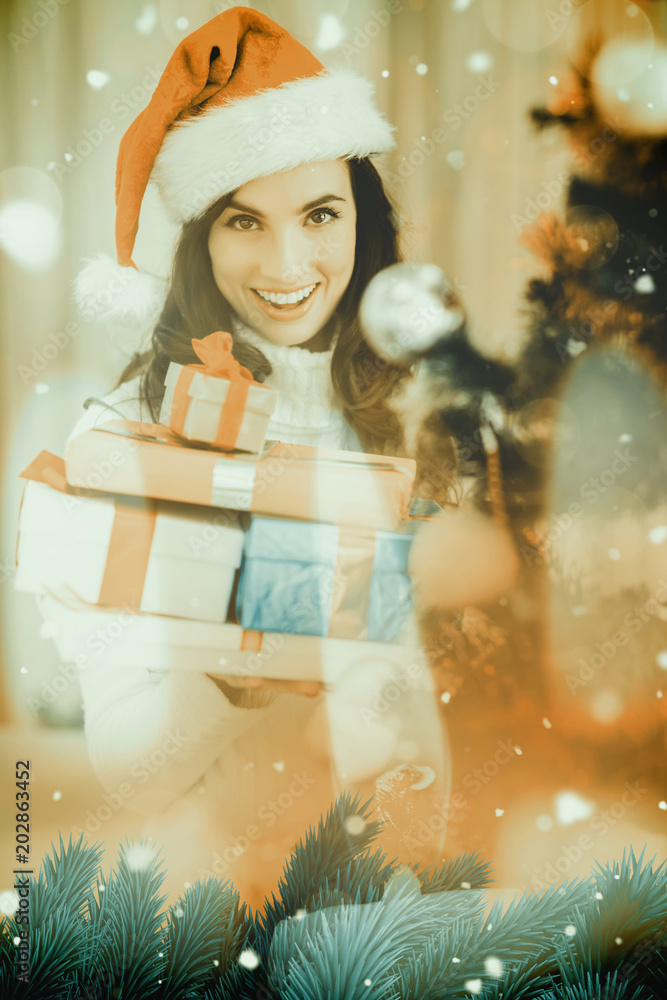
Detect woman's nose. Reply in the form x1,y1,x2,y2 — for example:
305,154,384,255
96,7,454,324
262,224,319,286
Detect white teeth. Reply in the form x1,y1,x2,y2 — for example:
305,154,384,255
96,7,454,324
255,284,317,306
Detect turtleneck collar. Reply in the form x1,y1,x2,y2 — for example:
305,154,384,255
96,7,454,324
230,315,346,441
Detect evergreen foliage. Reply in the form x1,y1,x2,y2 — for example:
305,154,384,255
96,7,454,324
0,796,664,999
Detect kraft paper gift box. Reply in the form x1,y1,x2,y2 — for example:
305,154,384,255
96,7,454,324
160,331,277,454
65,421,416,531
236,516,422,642
15,451,244,624
35,591,423,684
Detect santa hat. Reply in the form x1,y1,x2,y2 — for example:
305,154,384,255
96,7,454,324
74,6,395,331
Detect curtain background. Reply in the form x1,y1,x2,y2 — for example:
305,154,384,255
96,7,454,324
2,0,666,722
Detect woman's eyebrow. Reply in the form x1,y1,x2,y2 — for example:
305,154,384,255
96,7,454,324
226,198,266,217
224,193,346,218
300,194,346,212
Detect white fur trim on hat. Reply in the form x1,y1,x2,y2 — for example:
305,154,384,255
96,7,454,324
150,69,395,224
73,253,167,331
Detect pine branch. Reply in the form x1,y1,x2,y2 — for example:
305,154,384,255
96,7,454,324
269,866,488,1000
303,848,399,913
412,849,495,894
255,789,382,945
81,837,169,999
395,877,595,999
158,877,249,997
535,966,652,999
1,833,105,999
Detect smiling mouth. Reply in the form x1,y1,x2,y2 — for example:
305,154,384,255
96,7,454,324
252,283,319,310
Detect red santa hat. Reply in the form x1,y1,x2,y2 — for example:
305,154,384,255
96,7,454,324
74,6,395,330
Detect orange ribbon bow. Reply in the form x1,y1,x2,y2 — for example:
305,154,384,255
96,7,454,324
190,330,257,382
169,331,261,451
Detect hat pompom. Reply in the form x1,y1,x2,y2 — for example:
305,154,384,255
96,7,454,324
73,253,167,331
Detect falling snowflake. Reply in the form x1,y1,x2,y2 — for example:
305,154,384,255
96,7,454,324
485,956,503,977
416,63,428,75
238,948,260,969
345,815,366,836
314,13,345,51
124,843,156,872
0,891,19,917
564,924,576,937
272,760,285,772
465,51,493,73
135,5,157,35
52,791,62,801
447,150,466,170
86,70,110,90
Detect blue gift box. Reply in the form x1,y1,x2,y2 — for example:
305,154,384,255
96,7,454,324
236,516,424,642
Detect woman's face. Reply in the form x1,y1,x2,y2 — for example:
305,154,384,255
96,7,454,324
208,160,357,348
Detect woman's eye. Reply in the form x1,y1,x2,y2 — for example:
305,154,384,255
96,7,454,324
308,208,339,226
228,216,258,231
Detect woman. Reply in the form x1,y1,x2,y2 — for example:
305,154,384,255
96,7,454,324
68,7,450,902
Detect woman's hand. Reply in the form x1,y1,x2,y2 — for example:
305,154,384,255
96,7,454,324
206,673,324,698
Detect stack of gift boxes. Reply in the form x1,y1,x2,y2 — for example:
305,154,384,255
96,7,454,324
15,332,440,686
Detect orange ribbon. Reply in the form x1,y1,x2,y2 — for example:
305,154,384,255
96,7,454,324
169,331,261,451
18,450,158,610
240,630,263,652
98,498,158,609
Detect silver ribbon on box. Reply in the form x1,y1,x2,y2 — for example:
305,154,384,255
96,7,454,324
211,460,258,509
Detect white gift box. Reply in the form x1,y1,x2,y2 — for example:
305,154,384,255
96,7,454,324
15,476,244,624
160,361,277,453
35,591,424,685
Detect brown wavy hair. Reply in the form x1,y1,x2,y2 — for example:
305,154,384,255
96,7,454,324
116,158,411,456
